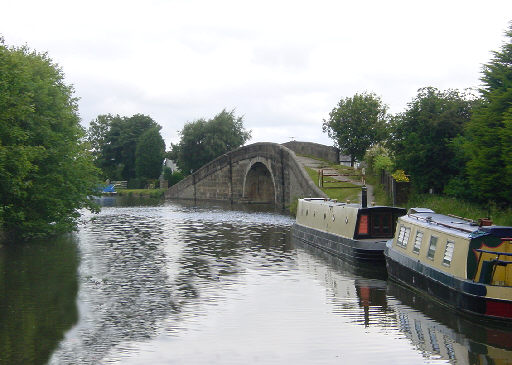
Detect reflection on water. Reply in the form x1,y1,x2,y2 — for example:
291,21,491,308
294,235,512,364
387,281,512,364
0,237,79,365
4,199,512,364
50,201,295,364
293,240,391,328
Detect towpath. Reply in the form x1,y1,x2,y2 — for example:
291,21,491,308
295,155,376,204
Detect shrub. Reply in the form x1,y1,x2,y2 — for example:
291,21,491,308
364,144,393,173
392,169,410,182
373,155,393,174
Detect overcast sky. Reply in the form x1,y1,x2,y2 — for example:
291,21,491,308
2,0,512,147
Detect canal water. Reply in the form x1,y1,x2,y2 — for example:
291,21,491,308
2,199,512,364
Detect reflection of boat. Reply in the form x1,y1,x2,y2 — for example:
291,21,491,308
293,235,390,327
385,208,512,321
295,228,512,363
292,233,388,280
292,192,405,262
388,280,512,364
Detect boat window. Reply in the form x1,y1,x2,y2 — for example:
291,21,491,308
413,231,423,254
427,236,438,260
358,214,369,235
442,240,455,266
397,225,411,248
371,212,393,237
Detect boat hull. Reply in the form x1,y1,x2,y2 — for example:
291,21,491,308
385,245,512,321
292,223,386,262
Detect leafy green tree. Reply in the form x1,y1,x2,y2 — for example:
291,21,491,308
86,114,118,161
0,40,100,238
95,114,160,181
465,24,512,204
170,109,251,173
135,126,166,180
364,144,393,174
389,87,474,193
322,92,388,166
163,167,184,186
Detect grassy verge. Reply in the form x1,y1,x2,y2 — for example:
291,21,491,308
365,173,391,206
116,189,165,198
298,158,512,225
406,194,512,226
305,166,361,203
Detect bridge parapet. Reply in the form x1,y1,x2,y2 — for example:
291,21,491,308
282,141,339,164
165,142,326,209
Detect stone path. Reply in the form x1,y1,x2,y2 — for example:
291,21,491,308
295,155,376,204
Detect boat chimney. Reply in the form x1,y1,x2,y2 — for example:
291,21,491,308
361,186,367,208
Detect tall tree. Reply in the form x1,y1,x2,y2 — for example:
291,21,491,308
322,92,388,166
389,87,474,193
96,114,160,181
135,126,166,180
0,40,100,238
465,23,512,204
86,114,118,162
170,109,251,173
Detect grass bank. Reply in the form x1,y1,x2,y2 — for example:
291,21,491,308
304,166,361,203
289,159,389,215
295,156,512,226
116,189,165,199
406,194,512,226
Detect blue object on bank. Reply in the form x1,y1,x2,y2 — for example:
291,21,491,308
102,184,116,193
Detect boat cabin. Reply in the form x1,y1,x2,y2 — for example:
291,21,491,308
391,208,512,286
296,198,405,240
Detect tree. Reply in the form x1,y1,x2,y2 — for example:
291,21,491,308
135,126,166,180
322,92,388,166
389,87,474,193
163,168,184,186
0,40,100,238
465,24,512,204
86,114,117,161
170,109,251,173
92,114,161,181
364,144,393,174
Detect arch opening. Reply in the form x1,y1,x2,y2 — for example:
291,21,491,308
244,162,275,204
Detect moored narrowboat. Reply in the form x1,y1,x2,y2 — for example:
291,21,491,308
292,190,406,262
385,208,512,321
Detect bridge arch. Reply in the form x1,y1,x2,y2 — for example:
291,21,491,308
165,142,327,209
243,160,276,203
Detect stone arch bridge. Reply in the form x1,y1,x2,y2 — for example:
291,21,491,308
165,142,327,209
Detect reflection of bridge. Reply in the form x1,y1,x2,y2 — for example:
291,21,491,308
165,142,327,209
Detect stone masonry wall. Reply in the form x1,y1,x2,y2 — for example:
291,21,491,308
165,142,327,209
282,141,339,164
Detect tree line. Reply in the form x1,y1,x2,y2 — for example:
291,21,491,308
323,23,512,207
87,113,166,188
86,109,251,188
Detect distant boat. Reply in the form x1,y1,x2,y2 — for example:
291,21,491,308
292,188,406,262
101,184,117,195
385,208,512,321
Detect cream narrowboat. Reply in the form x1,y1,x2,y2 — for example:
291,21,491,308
385,208,512,321
292,193,406,262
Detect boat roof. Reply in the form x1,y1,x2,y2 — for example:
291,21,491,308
300,198,404,211
476,226,512,238
402,208,479,238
